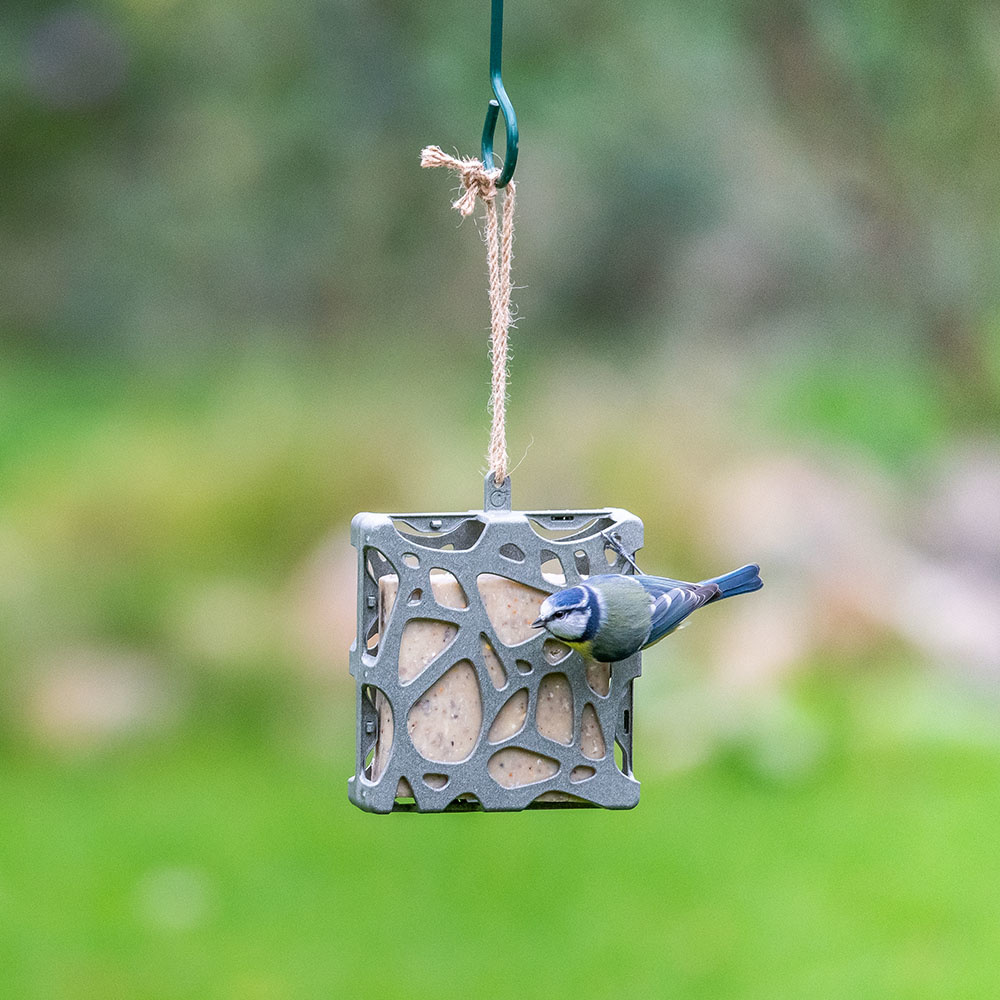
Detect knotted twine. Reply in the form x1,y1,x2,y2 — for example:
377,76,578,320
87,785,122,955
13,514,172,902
420,145,515,487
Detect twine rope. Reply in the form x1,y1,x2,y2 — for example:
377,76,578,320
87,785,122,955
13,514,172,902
420,145,515,486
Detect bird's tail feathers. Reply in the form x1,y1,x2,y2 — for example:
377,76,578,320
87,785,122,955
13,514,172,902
704,563,762,599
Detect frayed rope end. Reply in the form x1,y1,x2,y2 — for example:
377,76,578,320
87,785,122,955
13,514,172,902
420,145,499,217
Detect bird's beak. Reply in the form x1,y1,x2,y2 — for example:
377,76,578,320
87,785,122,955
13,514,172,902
530,616,545,629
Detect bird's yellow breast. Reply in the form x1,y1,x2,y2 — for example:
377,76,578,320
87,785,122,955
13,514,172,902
561,638,596,659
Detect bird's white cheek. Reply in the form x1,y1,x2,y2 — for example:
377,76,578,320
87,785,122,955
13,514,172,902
560,612,589,640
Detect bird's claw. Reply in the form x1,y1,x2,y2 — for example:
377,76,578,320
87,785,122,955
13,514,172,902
601,529,643,575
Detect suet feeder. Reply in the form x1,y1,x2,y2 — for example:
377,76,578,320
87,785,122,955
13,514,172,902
349,477,645,812
348,0,647,812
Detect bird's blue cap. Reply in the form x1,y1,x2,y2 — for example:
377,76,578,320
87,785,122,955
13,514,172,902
531,586,587,628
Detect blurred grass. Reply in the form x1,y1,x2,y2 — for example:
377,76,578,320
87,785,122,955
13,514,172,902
3,671,999,1000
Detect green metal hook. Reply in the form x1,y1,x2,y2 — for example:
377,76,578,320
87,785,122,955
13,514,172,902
481,0,518,189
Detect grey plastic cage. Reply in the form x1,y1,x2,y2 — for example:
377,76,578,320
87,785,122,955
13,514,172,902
348,477,644,812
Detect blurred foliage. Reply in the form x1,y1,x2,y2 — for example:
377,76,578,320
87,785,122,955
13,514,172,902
3,0,1000,996
2,0,1000,385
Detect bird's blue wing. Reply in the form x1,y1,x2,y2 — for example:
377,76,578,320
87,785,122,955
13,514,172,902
646,584,721,645
589,573,693,592
634,574,703,599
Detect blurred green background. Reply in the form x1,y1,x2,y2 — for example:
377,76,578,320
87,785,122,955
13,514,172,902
3,0,1000,997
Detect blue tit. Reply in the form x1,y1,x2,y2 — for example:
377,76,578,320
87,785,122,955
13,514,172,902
530,564,762,662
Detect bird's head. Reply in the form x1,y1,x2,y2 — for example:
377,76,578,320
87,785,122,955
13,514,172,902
531,585,597,642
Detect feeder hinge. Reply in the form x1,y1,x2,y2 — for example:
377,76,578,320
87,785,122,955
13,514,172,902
484,473,512,511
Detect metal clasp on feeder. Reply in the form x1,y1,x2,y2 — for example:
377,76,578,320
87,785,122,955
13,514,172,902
484,472,512,511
